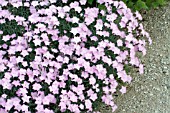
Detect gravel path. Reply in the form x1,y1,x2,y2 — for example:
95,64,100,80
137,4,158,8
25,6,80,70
112,3,170,113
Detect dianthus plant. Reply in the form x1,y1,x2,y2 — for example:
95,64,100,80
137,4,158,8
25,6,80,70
0,0,151,113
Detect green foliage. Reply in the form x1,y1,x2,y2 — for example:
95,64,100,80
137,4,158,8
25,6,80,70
0,20,25,35
88,0,94,5
122,0,167,11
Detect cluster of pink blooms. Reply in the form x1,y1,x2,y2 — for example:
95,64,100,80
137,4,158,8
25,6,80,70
0,0,151,113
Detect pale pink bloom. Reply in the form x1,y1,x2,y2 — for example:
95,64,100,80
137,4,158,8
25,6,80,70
71,28,79,35
2,44,7,49
120,86,126,94
35,97,43,105
33,83,42,91
85,99,92,110
22,81,29,89
80,0,87,5
33,39,41,46
43,96,50,105
71,16,79,23
49,0,56,3
62,0,68,3
121,16,129,23
90,93,97,101
125,33,134,42
97,0,104,4
116,56,123,63
126,75,132,83
68,92,78,103
79,104,84,109
0,30,3,34
31,1,39,7
89,76,96,85
44,108,54,113
75,6,82,13
117,39,123,46
113,47,120,55
106,13,117,22
22,95,30,103
21,50,29,57
77,94,84,101
139,64,144,74
0,64,6,72
36,104,44,112
24,2,30,7
100,10,105,16
81,71,89,79
59,102,67,112
46,94,56,103
84,52,92,59
112,105,118,112
49,85,59,94
63,6,70,12
116,63,123,72
72,36,81,43
22,61,28,67
135,11,142,20
0,97,6,107
148,36,152,45
2,35,10,42
90,36,98,41
5,99,14,111
95,19,103,30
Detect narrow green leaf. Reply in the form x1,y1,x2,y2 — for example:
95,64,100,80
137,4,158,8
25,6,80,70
156,0,166,5
88,0,94,5
135,0,149,10
98,4,107,11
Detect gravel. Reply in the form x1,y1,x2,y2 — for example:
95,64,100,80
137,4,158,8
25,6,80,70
101,2,170,113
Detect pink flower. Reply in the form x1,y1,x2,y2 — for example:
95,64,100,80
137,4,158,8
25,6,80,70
139,64,144,74
125,33,134,42
89,76,96,85
0,30,3,34
90,93,97,101
43,97,51,105
62,0,68,3
85,99,92,111
33,38,42,46
22,95,30,103
80,0,87,5
117,39,123,46
97,0,104,4
68,91,78,102
112,105,118,112
12,80,20,87
49,0,56,4
135,11,142,20
120,86,126,94
36,104,44,112
33,83,42,91
71,16,79,23
106,13,117,22
95,19,103,30
90,36,98,41
71,28,79,35
21,50,29,57
79,104,84,109
44,108,54,113
59,102,67,112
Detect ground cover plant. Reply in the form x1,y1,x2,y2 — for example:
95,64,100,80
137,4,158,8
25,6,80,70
0,0,152,113
122,0,167,11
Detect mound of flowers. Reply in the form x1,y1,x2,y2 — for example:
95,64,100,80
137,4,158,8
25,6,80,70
0,0,152,113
